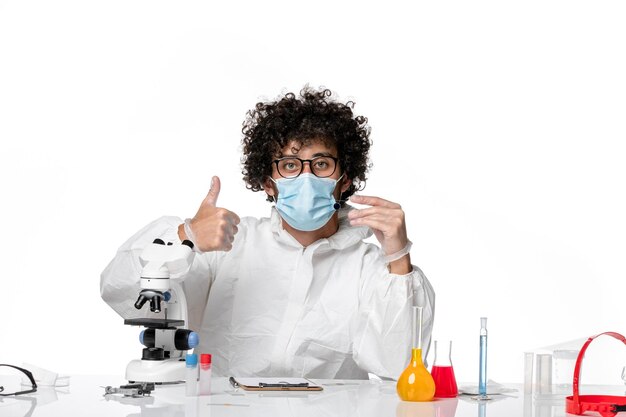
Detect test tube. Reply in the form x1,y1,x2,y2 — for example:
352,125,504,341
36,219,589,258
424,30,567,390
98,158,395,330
199,353,212,396
185,353,198,396
479,317,488,397
535,354,552,394
524,352,534,394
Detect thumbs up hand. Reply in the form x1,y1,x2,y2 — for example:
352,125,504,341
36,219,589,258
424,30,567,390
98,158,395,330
179,176,241,252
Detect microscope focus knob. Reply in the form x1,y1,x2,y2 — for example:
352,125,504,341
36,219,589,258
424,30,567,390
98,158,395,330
139,329,199,350
187,332,199,349
175,329,200,351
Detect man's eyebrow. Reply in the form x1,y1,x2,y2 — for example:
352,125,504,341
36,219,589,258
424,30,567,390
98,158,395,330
276,151,336,159
311,152,335,158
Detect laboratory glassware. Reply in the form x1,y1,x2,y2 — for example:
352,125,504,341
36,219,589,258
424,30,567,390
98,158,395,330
524,337,587,396
185,353,198,396
431,340,458,398
397,306,435,402
199,353,212,395
535,353,552,394
479,317,488,397
553,349,578,394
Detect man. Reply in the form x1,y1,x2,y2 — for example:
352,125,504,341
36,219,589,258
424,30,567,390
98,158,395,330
101,87,435,379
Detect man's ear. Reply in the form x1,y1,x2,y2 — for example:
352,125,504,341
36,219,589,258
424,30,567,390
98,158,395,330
340,176,351,193
263,177,276,198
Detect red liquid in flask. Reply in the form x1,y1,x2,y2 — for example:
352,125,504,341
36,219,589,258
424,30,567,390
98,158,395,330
431,365,458,398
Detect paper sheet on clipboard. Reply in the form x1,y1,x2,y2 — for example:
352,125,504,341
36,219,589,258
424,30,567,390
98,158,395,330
230,377,323,391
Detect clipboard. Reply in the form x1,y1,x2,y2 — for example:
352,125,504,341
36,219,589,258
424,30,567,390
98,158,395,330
229,377,323,391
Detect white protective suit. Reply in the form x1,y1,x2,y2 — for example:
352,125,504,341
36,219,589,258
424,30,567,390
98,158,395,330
100,207,435,379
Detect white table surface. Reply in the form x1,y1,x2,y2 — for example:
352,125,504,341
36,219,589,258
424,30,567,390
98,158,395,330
1,375,624,417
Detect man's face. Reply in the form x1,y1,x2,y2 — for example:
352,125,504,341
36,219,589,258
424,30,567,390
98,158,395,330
264,139,350,199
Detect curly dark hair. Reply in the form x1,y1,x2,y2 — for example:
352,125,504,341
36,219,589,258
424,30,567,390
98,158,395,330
241,86,372,203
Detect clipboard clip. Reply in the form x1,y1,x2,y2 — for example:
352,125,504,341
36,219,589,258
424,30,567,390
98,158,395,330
229,377,322,391
259,382,310,388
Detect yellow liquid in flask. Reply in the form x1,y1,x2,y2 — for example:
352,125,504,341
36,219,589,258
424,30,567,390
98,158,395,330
396,348,436,402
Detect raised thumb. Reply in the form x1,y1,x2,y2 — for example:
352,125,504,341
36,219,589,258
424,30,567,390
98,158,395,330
204,176,221,207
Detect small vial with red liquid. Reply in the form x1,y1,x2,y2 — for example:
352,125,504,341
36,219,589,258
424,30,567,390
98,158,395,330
431,340,458,398
198,353,212,395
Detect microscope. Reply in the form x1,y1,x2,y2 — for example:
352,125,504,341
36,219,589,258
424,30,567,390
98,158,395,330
124,238,199,384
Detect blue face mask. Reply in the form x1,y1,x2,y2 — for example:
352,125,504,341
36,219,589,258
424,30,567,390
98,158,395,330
272,173,344,231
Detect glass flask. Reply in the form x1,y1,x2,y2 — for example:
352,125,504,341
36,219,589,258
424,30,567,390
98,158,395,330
397,306,436,402
431,340,459,398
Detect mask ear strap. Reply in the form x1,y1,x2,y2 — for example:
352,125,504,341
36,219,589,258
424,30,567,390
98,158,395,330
333,174,348,210
334,198,349,210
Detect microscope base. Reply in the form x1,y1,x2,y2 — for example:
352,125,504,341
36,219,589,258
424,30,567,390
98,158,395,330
126,359,186,383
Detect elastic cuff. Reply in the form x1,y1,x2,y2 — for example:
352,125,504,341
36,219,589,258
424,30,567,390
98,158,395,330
183,218,202,253
384,240,412,264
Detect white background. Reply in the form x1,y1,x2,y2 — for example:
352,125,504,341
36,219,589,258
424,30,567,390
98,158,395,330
1,0,625,384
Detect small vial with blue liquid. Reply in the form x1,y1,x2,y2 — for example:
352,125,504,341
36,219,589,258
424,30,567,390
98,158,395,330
185,353,198,396
479,317,488,397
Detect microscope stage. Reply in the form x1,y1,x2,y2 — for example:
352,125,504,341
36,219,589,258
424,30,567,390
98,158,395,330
124,318,185,328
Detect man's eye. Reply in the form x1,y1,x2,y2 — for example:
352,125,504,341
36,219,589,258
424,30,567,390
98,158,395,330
314,161,329,169
283,162,298,170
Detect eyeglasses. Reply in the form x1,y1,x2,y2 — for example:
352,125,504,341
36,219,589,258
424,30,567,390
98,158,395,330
272,156,338,179
0,364,37,396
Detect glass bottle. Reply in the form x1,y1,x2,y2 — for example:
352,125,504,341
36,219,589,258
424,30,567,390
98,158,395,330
397,306,436,402
431,340,458,398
